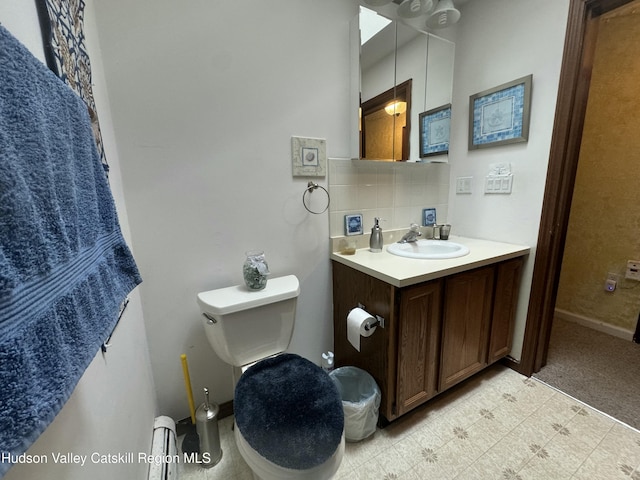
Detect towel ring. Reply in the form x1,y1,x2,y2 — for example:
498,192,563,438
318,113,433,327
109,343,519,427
302,181,330,214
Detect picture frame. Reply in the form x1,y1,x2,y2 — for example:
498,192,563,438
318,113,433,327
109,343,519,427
422,208,437,226
344,214,363,236
291,136,327,177
34,0,109,174
469,75,532,150
419,104,451,158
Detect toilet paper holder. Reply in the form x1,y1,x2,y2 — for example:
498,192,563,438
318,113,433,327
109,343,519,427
356,303,385,330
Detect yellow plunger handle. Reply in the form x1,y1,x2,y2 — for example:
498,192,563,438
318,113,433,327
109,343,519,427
180,354,196,424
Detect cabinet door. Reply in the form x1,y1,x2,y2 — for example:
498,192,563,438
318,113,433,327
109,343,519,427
488,257,523,364
439,266,494,391
396,280,442,416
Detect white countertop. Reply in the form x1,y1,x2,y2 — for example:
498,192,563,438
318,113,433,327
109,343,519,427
330,235,530,288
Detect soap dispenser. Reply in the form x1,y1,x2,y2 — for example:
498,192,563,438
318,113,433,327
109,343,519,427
369,217,383,253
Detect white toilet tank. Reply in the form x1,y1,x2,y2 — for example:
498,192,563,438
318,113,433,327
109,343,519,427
197,275,300,367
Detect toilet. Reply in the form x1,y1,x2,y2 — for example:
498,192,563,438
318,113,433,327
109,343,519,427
197,275,345,480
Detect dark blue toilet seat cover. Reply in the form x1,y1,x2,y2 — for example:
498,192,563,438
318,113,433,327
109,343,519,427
234,353,344,470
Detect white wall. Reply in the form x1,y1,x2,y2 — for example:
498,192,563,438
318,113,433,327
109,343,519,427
448,0,571,359
0,3,46,60
93,0,359,419
1,2,157,480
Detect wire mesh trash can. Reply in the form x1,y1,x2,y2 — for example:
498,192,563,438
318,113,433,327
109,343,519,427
329,366,381,442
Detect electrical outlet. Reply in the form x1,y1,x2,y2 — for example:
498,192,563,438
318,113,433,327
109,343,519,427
604,272,620,292
605,278,616,292
605,273,619,292
626,260,640,281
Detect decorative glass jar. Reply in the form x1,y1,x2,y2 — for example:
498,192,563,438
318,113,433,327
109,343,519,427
243,250,269,290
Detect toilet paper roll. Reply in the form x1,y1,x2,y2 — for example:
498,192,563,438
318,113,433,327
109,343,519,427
347,307,377,352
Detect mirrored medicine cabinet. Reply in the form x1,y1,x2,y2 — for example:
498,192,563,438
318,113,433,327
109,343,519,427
351,7,455,163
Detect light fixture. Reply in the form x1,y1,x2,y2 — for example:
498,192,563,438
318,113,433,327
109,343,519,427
425,0,461,29
363,0,392,6
361,0,460,36
397,0,435,19
384,101,407,116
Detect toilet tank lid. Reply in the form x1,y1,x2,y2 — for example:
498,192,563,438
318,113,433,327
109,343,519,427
197,275,300,315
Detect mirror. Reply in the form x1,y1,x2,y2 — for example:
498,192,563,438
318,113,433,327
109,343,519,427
361,79,412,160
355,8,455,162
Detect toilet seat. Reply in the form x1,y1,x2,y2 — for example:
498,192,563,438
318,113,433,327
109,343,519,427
234,354,345,479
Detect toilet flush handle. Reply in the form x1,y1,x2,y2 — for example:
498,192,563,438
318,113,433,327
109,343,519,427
202,312,217,324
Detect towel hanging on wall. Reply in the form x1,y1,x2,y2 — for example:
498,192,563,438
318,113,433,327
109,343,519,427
0,25,142,477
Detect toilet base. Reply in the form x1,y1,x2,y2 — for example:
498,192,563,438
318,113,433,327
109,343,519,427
235,421,345,480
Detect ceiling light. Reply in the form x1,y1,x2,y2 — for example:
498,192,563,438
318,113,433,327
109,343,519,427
425,0,461,29
397,0,435,19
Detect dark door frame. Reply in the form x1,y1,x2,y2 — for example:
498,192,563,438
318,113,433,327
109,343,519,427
514,0,635,377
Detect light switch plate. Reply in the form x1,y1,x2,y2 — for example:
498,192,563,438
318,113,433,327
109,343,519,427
456,176,472,194
485,175,513,194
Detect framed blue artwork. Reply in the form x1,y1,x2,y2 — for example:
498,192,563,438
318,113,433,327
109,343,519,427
419,104,451,158
469,75,532,150
422,208,436,226
344,214,363,236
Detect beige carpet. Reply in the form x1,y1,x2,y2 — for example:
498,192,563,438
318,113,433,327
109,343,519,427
533,317,640,431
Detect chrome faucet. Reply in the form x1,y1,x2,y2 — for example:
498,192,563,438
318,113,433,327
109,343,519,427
398,223,422,243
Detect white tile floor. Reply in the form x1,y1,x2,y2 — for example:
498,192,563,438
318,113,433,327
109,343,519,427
177,365,640,480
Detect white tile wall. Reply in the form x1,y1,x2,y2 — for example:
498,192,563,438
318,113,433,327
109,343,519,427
328,158,450,238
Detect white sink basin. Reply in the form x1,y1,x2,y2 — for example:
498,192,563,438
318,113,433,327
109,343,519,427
387,239,470,259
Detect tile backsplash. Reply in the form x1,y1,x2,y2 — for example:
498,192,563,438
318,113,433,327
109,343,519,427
328,158,450,238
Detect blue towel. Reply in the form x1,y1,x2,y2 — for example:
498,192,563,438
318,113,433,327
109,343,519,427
0,25,142,476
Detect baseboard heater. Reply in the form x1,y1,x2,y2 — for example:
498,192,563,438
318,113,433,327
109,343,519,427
148,416,178,480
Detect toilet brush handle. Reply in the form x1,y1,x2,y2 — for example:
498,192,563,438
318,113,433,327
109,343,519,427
180,354,196,424
204,387,210,411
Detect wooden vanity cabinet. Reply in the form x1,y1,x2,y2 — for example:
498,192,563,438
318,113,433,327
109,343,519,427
332,256,524,422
